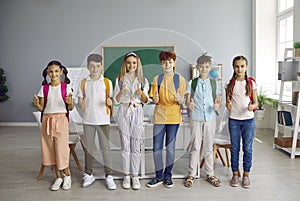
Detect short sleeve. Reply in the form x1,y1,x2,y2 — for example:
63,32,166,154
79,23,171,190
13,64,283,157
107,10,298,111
186,80,192,94
37,86,44,97
251,79,257,90
113,78,121,104
179,75,186,96
66,84,73,96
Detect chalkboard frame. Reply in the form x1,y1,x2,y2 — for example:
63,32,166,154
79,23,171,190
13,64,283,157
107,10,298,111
102,45,175,86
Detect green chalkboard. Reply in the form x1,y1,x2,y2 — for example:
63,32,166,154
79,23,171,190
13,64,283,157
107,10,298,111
102,45,175,86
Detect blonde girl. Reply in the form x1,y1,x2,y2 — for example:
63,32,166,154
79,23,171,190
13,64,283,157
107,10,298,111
113,52,149,190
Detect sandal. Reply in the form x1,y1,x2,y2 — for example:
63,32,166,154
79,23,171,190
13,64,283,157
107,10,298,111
184,176,194,188
207,175,221,187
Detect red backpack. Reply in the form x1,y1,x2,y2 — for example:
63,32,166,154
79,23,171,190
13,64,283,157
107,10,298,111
229,77,256,112
41,82,69,122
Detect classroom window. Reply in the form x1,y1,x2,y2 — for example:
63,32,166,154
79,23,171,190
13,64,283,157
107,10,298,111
277,0,294,96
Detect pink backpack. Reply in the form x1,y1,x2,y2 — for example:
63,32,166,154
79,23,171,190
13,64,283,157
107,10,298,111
41,82,69,121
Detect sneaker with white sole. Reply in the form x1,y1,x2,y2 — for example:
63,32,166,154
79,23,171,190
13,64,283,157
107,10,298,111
106,175,116,190
132,176,140,190
62,174,71,190
50,178,63,191
122,175,131,189
82,173,95,188
147,177,163,188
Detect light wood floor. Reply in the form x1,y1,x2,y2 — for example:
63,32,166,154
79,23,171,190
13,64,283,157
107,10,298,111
0,126,299,201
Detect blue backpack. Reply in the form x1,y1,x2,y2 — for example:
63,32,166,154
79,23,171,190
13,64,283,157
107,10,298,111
157,73,179,93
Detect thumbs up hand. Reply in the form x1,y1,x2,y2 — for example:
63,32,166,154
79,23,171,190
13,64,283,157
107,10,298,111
174,89,184,104
80,96,87,111
153,91,159,104
248,102,254,111
189,98,195,110
214,97,221,111
120,83,128,96
33,94,40,107
226,99,232,110
65,93,73,105
106,94,112,106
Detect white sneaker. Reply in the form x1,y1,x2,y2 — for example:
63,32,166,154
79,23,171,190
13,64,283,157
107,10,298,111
122,175,131,189
106,175,116,190
132,176,140,190
50,178,63,191
62,174,71,190
82,173,95,188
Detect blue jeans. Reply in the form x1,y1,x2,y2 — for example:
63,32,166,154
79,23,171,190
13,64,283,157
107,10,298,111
228,118,254,173
153,124,179,179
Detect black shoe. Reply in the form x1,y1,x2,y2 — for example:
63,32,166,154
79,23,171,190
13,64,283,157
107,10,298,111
147,178,163,188
163,178,174,188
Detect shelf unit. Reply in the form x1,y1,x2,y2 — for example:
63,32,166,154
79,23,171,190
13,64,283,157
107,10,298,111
274,80,300,158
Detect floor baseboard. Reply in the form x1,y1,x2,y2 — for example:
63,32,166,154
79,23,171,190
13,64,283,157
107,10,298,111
0,122,38,126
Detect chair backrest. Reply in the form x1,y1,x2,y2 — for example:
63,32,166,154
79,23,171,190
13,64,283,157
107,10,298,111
32,111,42,128
68,106,83,135
214,103,231,145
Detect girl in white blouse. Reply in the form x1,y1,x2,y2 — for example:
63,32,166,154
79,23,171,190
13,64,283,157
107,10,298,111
114,52,149,190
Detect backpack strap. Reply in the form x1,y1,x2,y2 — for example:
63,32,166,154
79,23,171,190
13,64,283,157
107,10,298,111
104,77,113,116
43,83,50,106
190,77,198,99
80,78,87,97
174,73,179,91
157,73,179,93
210,78,217,100
60,82,69,121
157,74,164,93
248,77,256,112
41,84,50,122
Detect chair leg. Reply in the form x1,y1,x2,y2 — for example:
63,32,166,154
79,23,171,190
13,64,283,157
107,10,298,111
79,138,86,152
200,158,205,168
225,148,231,167
216,148,226,166
37,164,45,180
69,143,83,172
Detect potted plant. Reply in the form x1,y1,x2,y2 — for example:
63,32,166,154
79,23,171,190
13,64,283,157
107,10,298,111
294,41,300,57
255,89,277,121
0,67,9,103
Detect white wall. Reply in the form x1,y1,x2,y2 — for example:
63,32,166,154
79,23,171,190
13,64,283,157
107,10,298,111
0,0,252,122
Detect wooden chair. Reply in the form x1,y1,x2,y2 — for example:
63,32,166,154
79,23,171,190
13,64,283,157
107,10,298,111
200,143,240,177
33,110,84,180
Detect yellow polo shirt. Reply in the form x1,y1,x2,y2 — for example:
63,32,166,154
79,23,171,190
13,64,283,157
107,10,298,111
150,73,186,124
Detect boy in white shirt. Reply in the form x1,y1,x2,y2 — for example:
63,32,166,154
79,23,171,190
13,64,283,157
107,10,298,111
77,54,116,190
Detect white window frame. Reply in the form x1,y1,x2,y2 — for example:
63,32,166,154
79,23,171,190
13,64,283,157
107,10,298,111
276,0,294,96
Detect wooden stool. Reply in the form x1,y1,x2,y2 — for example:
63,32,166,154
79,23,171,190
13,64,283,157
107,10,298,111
200,143,241,177
37,134,83,180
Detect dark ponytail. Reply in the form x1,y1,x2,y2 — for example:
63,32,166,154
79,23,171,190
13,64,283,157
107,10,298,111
61,65,70,84
41,60,70,85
